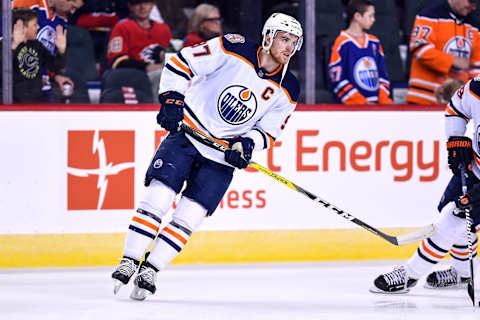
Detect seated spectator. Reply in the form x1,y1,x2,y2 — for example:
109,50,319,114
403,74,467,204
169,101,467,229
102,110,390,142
107,0,172,102
13,0,76,102
183,3,223,48
1,8,67,103
328,0,393,104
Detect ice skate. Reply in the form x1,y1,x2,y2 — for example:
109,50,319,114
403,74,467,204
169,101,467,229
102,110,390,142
369,266,418,294
112,257,138,294
424,267,470,289
130,261,158,301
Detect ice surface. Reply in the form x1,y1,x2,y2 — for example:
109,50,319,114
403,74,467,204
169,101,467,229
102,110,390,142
1,260,479,320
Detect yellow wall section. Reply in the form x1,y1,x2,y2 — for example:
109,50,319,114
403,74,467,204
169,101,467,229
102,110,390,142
0,228,424,268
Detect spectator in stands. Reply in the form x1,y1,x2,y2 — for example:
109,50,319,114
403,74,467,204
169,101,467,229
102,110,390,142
328,0,393,104
183,3,223,48
70,0,129,73
1,8,66,103
13,0,75,102
407,0,480,104
107,0,172,102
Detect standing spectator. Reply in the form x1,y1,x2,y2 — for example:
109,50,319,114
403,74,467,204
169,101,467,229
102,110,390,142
407,0,480,104
183,3,223,48
328,0,393,104
1,8,66,103
107,0,172,102
12,0,75,102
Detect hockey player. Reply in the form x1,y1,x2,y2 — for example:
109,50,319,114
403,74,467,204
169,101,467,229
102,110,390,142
328,0,393,104
111,12,302,300
370,76,480,294
407,0,480,104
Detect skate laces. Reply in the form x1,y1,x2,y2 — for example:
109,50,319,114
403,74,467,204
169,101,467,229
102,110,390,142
383,266,408,287
435,267,459,285
138,265,157,284
117,258,136,276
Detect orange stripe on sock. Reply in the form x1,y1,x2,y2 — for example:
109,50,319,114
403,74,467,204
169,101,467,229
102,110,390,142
132,216,159,232
422,240,445,259
164,227,187,245
451,246,478,256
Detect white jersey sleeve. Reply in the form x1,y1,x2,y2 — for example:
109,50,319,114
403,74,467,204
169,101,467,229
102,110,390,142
159,37,227,95
445,81,472,137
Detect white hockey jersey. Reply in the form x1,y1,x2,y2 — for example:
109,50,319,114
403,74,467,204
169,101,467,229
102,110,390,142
159,34,299,166
446,76,480,179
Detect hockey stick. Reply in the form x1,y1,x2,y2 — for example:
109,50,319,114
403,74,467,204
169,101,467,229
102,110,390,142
181,123,436,246
459,164,480,307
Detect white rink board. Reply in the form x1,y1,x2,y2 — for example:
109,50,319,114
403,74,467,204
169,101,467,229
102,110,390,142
0,110,450,234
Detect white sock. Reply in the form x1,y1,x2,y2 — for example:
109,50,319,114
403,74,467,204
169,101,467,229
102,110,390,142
147,197,206,270
407,202,467,279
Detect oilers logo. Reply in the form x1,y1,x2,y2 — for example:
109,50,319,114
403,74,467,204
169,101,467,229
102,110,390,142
37,26,56,54
217,85,257,125
444,36,471,59
353,57,379,91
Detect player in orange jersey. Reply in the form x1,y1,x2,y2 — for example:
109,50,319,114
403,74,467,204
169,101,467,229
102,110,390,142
407,0,480,104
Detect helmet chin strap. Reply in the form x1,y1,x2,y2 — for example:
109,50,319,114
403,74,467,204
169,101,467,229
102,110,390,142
280,60,289,86
262,31,291,85
262,32,275,54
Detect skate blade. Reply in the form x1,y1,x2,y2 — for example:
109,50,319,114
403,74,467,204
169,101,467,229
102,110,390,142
369,286,409,294
130,286,151,301
423,283,467,290
113,279,125,295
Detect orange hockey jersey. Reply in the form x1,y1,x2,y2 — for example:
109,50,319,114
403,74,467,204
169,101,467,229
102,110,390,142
407,0,480,104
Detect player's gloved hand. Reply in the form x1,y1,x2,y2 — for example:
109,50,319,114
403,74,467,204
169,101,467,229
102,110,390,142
454,184,480,227
156,91,185,132
224,137,254,169
447,136,473,175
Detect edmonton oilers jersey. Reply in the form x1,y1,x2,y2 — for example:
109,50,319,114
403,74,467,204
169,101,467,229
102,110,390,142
13,0,67,55
328,31,391,104
160,34,299,166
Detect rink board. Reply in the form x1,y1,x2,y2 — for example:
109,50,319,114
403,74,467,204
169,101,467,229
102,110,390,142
0,105,448,267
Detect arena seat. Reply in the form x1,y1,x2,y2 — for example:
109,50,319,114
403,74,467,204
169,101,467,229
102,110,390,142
315,0,345,101
369,0,406,83
66,25,98,82
100,68,154,104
